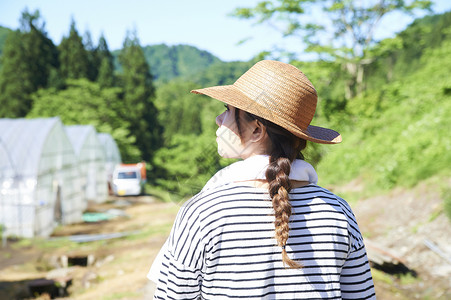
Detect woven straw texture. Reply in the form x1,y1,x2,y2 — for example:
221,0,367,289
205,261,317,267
192,60,341,144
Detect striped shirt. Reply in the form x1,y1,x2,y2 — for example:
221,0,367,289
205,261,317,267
153,183,376,299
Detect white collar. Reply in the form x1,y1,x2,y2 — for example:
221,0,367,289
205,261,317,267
202,155,318,191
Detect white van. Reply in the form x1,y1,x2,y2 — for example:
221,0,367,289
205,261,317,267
112,164,145,196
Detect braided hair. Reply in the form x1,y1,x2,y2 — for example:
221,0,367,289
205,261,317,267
235,108,306,268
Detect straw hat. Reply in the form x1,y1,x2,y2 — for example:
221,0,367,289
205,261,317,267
191,60,341,144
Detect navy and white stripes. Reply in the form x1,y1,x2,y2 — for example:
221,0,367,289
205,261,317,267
153,183,376,299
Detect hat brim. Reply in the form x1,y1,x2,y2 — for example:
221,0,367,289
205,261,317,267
191,85,342,144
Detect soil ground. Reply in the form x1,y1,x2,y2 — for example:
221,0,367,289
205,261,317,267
0,178,450,299
345,177,451,299
0,195,180,300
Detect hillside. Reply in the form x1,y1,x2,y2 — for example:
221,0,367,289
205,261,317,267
302,14,451,299
312,15,451,298
113,43,222,84
316,13,451,193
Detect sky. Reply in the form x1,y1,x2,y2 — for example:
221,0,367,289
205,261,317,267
1,0,450,62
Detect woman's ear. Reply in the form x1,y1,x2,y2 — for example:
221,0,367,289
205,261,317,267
249,120,267,143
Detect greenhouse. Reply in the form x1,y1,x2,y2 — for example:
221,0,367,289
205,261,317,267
97,133,122,193
0,137,15,186
65,125,108,204
0,117,83,238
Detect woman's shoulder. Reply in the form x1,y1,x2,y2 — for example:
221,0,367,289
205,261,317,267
191,182,268,206
180,183,267,213
290,184,356,216
291,184,364,247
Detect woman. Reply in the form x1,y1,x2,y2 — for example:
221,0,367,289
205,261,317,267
149,60,376,299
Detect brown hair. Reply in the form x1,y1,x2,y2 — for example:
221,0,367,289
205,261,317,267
235,108,306,268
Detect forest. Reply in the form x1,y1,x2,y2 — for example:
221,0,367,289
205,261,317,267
0,6,450,218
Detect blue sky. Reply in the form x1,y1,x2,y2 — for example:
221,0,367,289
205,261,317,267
1,0,450,61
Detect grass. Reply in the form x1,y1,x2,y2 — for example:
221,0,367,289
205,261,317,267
410,223,421,234
442,186,451,221
102,292,141,300
35,237,79,250
399,273,419,285
10,237,33,248
428,205,443,223
371,268,393,285
123,223,173,241
145,184,174,202
7,235,80,253
146,184,190,204
332,190,361,205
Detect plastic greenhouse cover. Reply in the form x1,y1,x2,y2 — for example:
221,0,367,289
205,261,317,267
0,138,15,179
98,133,121,163
0,117,70,178
65,125,97,156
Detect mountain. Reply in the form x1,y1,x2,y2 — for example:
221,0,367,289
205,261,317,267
113,44,222,84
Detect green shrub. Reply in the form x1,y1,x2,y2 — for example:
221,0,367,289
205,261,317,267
443,187,451,221
317,40,451,193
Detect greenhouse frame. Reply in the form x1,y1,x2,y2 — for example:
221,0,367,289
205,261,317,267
0,118,84,238
97,133,122,194
66,125,108,204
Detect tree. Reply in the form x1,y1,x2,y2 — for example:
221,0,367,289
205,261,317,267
58,19,90,80
0,30,32,117
83,30,100,81
96,34,115,87
0,9,58,117
153,133,223,196
195,61,254,87
154,80,204,142
0,26,13,60
233,0,432,99
28,79,141,161
20,9,59,91
118,30,162,163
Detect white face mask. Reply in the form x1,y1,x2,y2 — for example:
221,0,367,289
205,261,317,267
215,106,246,159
